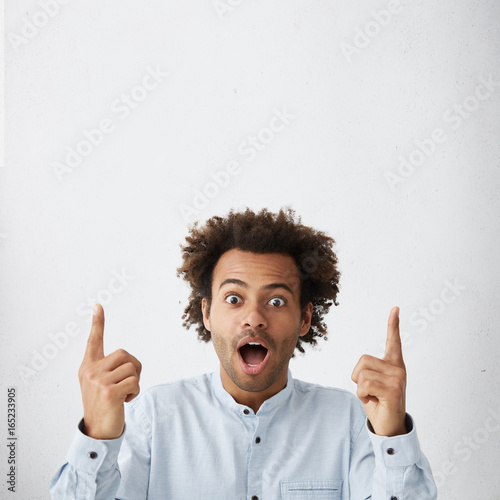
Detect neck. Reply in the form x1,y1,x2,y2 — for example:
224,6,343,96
219,367,289,413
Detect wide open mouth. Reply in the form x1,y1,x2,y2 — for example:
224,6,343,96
239,342,269,367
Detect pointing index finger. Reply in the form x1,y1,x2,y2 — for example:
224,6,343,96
383,306,404,366
84,303,105,362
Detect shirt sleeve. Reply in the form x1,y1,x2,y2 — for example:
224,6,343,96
349,413,437,500
49,418,124,500
49,402,151,500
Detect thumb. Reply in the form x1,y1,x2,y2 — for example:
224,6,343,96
84,303,105,362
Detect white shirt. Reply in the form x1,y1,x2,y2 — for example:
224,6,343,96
50,369,437,499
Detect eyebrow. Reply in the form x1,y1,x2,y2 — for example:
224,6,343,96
218,278,295,296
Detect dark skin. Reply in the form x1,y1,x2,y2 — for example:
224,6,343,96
202,249,313,413
78,248,407,439
202,249,408,436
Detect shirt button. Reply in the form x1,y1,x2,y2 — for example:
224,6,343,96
386,448,395,455
390,497,398,500
255,437,261,444
88,451,98,459
243,409,250,415
251,496,259,500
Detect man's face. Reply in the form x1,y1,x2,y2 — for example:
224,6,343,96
202,248,312,396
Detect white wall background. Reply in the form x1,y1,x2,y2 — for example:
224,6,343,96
1,1,499,498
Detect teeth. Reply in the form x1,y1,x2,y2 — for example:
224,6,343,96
248,342,262,346
247,364,258,367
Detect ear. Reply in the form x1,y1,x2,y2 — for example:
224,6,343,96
201,297,211,332
299,302,313,337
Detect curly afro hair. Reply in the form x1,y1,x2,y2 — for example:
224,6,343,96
176,207,341,354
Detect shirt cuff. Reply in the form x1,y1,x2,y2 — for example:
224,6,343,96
366,413,422,467
65,418,126,475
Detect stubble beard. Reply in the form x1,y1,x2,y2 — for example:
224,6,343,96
211,324,301,393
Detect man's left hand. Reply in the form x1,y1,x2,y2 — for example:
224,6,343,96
351,306,408,437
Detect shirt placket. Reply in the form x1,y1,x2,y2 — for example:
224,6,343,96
244,410,269,500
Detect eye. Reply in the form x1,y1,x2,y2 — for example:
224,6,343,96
268,297,286,307
225,294,242,305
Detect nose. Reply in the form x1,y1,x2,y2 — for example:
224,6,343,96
241,301,268,330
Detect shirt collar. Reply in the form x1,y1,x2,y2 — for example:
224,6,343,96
211,367,295,416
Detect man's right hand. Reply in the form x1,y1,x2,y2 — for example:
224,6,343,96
78,304,142,440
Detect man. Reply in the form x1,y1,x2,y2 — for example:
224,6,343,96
50,207,437,499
